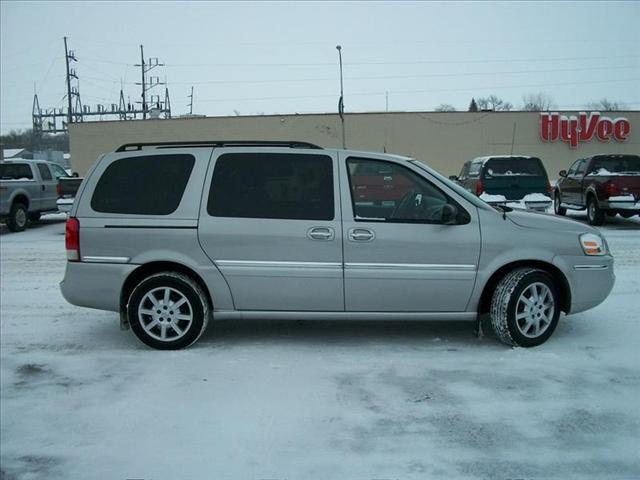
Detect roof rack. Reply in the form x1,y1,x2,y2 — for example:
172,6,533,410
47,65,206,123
115,140,323,152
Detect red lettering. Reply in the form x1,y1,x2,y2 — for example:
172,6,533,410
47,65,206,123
540,113,559,141
596,118,614,141
559,116,579,149
613,118,631,141
540,111,630,148
578,112,599,141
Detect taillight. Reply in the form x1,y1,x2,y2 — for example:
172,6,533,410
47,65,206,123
65,217,80,261
545,180,552,195
56,183,62,197
604,181,619,198
475,179,484,196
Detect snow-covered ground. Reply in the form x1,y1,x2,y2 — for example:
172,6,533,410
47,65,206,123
1,213,639,479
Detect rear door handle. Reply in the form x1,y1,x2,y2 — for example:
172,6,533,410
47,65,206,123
307,226,334,241
348,228,375,242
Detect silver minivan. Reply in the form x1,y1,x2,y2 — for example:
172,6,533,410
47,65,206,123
60,141,614,349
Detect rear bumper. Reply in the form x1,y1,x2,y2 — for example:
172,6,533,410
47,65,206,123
552,254,615,314
56,197,74,213
60,261,137,312
600,198,640,211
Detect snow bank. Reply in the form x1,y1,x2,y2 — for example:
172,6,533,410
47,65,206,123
479,193,506,203
523,193,552,202
2,218,640,479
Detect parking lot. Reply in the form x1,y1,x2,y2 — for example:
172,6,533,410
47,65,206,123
1,213,639,479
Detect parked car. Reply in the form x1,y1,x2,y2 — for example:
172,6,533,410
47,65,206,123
452,155,552,211
60,141,614,350
56,175,83,214
0,159,68,231
554,154,640,225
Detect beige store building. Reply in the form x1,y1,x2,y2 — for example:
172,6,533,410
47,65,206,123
69,110,639,177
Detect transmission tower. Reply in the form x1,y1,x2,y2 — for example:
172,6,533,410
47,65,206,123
135,46,171,119
32,38,172,133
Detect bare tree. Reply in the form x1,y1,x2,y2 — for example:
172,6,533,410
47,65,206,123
585,99,628,111
476,95,513,111
521,92,556,111
434,103,456,112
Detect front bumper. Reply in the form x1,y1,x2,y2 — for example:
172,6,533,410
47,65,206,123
60,261,137,312
553,254,615,314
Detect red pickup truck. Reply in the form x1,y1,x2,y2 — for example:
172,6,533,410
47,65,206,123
553,154,640,225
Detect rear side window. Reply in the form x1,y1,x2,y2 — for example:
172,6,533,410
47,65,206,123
91,154,195,215
37,164,52,181
0,163,33,180
208,153,334,220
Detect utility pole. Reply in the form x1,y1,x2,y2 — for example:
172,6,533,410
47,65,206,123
188,86,194,115
139,45,146,119
336,45,346,149
386,91,389,112
64,37,74,126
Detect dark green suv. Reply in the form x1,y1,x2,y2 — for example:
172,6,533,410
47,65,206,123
452,155,552,211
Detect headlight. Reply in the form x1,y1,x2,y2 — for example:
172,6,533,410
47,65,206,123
580,233,607,256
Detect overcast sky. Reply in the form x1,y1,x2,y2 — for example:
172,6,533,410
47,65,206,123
1,0,638,134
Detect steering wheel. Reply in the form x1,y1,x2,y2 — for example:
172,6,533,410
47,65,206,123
391,190,418,219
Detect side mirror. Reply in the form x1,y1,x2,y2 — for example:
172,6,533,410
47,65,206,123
448,175,458,181
72,172,79,177
559,170,567,177
442,203,459,225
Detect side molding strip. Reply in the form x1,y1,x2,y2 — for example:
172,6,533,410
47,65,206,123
82,256,130,264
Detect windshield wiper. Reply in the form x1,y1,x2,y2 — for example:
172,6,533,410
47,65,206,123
494,204,513,220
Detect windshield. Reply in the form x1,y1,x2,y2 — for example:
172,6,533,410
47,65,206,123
484,157,546,177
588,155,640,175
411,160,492,210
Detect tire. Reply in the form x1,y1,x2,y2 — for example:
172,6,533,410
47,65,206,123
127,272,210,350
6,203,28,232
553,190,566,216
28,212,41,222
587,196,605,226
490,268,560,347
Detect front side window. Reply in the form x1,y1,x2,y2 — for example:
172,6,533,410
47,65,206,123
37,163,52,181
91,154,195,215
347,157,469,224
468,162,482,177
458,163,469,180
208,153,334,220
50,164,68,178
567,159,581,176
574,160,587,176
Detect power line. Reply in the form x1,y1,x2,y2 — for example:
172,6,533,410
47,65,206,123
193,77,640,104
77,64,638,87
77,53,640,68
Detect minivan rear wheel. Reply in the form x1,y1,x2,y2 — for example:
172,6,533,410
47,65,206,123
127,272,209,350
490,268,560,347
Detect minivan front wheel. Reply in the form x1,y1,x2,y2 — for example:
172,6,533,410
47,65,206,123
490,268,560,347
127,272,209,350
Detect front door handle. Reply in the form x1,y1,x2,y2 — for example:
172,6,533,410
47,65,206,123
307,226,334,241
348,228,375,242
41,185,45,191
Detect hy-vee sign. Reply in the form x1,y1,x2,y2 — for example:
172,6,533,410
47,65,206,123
540,112,631,149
